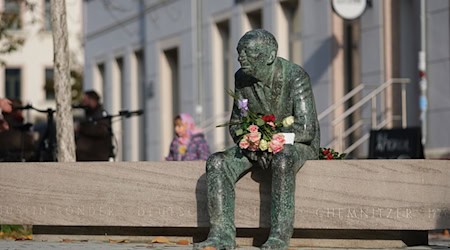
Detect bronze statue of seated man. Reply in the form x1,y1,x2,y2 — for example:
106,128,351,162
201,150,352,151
194,29,320,250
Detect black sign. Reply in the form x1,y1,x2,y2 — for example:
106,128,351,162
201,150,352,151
368,127,424,159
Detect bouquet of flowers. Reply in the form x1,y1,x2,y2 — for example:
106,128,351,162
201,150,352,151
319,147,346,160
218,90,294,154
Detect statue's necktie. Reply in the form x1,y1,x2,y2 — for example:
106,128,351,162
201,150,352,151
254,82,271,114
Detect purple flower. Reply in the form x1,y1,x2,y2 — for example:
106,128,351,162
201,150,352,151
238,99,248,116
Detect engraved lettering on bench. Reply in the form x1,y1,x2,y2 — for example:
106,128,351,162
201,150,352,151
315,207,415,220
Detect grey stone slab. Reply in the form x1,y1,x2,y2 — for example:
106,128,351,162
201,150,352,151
0,160,449,231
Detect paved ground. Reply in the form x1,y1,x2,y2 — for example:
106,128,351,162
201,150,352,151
0,240,449,250
1,233,449,250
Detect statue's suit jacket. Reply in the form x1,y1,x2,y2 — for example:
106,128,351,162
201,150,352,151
230,57,320,162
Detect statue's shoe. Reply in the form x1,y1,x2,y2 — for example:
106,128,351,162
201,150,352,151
261,237,288,250
193,237,236,250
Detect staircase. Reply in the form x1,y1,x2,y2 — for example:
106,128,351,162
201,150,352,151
319,78,410,157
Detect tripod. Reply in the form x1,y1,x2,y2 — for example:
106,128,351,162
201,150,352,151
31,106,57,162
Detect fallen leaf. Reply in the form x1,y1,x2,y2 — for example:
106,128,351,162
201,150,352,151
0,232,4,237
62,239,73,243
109,239,130,243
202,247,216,250
176,239,190,245
444,229,449,236
14,237,31,241
151,236,170,243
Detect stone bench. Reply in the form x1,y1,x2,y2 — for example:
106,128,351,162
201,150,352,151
0,160,449,247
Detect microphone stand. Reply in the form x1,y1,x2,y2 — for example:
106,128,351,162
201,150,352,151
14,105,144,162
16,105,56,162
90,109,144,162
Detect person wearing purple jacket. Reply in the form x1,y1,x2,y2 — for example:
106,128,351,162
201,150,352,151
165,113,210,161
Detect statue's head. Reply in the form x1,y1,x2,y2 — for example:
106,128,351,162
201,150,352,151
237,29,278,79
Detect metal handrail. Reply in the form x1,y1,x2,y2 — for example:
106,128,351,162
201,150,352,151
331,78,410,126
318,84,365,121
320,78,410,156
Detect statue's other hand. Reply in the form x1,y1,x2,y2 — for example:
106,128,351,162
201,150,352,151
241,150,258,161
241,150,273,169
257,156,269,169
257,151,272,169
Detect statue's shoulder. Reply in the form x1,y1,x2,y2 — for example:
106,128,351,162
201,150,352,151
278,58,308,78
277,57,310,86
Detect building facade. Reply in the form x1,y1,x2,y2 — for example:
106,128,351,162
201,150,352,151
84,0,450,161
0,0,84,121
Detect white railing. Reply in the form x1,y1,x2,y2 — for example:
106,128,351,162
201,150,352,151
320,78,410,156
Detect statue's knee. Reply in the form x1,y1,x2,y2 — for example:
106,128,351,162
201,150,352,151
272,152,296,174
206,152,226,172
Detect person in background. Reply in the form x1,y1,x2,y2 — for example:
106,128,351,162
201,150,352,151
166,113,210,161
0,98,12,132
0,99,35,161
75,90,112,161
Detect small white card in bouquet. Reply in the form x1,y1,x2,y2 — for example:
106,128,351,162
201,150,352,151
282,133,295,145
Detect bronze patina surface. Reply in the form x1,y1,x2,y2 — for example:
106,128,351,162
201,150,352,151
194,29,320,250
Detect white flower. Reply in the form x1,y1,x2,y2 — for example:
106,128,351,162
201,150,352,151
259,139,269,151
282,116,294,127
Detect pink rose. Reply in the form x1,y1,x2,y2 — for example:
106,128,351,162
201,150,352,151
239,138,250,149
269,140,284,154
268,134,285,154
248,143,260,151
247,125,259,133
247,132,261,143
267,121,275,129
272,133,286,144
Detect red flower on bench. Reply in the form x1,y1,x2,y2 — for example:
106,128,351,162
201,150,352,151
319,147,346,160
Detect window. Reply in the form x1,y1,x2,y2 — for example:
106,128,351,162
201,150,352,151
246,9,262,30
216,20,234,147
281,0,301,64
2,0,22,30
44,68,54,100
4,68,21,99
163,48,180,119
134,50,146,160
217,20,232,112
44,0,51,31
44,68,83,101
115,57,124,160
96,63,105,100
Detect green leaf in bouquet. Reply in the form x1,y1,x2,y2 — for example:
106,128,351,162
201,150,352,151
262,134,271,141
235,128,244,136
216,123,229,128
226,88,239,99
256,118,265,126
